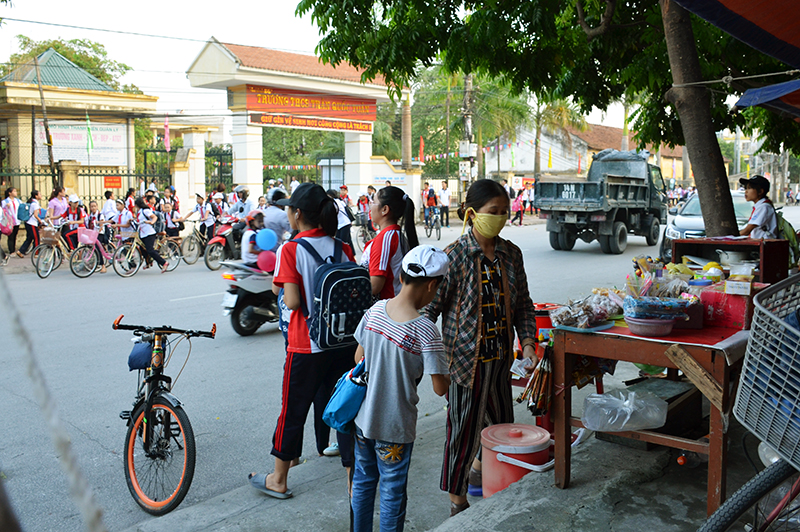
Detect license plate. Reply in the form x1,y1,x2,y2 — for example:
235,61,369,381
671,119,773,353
565,213,577,223
221,292,237,309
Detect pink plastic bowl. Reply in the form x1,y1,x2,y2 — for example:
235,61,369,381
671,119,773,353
625,317,676,337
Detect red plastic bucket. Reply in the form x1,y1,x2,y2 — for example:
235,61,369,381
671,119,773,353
481,424,550,498
534,303,561,331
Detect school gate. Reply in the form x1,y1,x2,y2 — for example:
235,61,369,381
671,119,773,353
187,39,420,202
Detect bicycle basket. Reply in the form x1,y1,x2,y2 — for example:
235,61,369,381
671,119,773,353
39,226,58,245
354,212,369,227
128,341,153,371
734,272,800,471
78,227,99,245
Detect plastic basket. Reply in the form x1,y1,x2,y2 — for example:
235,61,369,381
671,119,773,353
354,212,369,227
734,272,800,471
78,227,98,245
39,226,58,245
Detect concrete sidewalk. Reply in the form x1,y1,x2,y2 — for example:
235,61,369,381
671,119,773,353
120,367,759,532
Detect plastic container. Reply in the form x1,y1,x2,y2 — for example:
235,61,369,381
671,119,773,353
687,278,712,297
481,424,550,498
625,317,676,337
78,227,99,245
535,303,560,331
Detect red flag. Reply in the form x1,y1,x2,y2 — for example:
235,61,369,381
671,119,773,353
164,114,171,152
419,136,425,162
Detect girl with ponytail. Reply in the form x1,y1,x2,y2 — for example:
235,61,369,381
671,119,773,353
251,182,355,500
361,185,419,299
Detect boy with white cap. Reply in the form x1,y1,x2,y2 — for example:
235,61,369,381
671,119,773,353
350,245,451,532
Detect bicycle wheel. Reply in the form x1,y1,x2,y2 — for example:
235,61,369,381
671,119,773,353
435,219,441,241
352,226,364,252
699,459,800,532
160,240,181,272
35,246,56,279
53,245,65,271
124,398,196,516
181,235,201,265
113,243,142,277
204,242,225,271
425,222,432,238
30,244,46,267
69,245,98,278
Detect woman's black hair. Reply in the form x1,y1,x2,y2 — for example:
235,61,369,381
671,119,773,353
28,189,39,202
134,197,147,210
125,188,135,199
295,186,338,237
104,190,113,200
376,185,419,249
4,186,13,199
49,185,64,201
458,179,509,225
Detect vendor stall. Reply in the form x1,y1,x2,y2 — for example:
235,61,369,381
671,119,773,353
551,325,748,516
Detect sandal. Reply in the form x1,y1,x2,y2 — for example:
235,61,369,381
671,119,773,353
161,262,169,273
450,501,470,517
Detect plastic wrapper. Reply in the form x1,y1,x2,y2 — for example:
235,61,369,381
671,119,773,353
549,294,622,329
623,296,691,320
581,390,668,432
572,356,618,389
651,275,690,299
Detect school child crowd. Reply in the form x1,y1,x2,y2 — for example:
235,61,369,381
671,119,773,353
247,178,538,531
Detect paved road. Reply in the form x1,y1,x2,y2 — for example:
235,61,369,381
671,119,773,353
3,207,800,531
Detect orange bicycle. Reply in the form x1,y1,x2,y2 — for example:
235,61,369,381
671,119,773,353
113,315,215,515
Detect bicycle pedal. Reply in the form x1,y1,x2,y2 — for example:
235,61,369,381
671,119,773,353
120,410,132,421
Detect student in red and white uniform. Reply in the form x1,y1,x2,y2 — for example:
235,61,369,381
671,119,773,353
162,202,181,238
108,198,134,242
85,200,108,273
124,188,136,214
248,182,355,500
361,185,420,300
60,194,86,250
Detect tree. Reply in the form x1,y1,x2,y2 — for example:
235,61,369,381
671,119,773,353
530,92,587,176
297,0,800,236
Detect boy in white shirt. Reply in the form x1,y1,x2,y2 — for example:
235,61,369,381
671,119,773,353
351,245,451,532
740,175,777,240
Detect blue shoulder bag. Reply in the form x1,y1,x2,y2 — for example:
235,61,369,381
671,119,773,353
323,358,368,433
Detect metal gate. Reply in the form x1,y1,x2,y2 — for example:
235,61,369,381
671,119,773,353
206,147,233,191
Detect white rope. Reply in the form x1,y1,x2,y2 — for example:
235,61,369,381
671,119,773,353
672,69,800,88
0,270,108,532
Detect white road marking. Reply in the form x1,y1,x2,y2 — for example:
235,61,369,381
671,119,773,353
169,292,225,302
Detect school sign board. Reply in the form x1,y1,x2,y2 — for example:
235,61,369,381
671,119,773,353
35,120,127,166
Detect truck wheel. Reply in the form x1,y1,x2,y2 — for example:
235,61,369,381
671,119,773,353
609,221,628,254
549,231,562,250
598,235,612,254
558,230,577,251
645,217,660,246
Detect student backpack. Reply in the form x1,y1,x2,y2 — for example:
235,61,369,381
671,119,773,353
17,201,31,222
153,210,166,233
291,237,372,350
0,203,13,235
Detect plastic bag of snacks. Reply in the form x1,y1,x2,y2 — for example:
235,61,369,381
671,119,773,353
622,296,691,320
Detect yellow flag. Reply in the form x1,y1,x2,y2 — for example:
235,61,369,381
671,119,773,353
747,163,750,179
548,148,552,168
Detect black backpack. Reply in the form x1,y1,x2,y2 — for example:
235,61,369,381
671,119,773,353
428,188,436,201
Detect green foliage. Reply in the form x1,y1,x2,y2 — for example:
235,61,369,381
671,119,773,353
296,0,800,155
262,127,342,182
2,35,134,91
133,118,153,172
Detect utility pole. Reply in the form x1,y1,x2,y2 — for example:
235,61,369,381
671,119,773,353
463,73,474,195
445,79,451,177
734,127,741,175
34,57,57,189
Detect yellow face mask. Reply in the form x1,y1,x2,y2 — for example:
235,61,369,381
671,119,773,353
462,207,506,239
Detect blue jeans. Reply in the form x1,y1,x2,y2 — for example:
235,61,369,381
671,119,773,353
424,207,431,226
351,427,414,532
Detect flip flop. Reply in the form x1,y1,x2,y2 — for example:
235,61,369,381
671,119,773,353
248,473,293,499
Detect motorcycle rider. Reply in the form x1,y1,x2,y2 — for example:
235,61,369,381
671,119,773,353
263,188,292,252
228,185,256,240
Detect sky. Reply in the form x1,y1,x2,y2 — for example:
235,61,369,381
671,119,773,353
0,0,625,130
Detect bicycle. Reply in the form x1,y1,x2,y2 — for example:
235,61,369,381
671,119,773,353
155,233,181,272
68,226,116,278
112,315,215,515
351,211,376,252
32,222,74,279
112,232,178,277
699,273,800,531
180,220,209,265
424,207,442,241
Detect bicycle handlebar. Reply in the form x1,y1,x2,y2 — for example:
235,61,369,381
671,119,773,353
112,315,216,339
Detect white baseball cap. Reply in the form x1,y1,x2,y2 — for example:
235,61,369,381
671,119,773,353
402,245,449,278
68,194,79,203
212,192,224,200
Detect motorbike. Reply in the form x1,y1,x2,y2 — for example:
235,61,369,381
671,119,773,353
205,215,242,271
220,260,279,336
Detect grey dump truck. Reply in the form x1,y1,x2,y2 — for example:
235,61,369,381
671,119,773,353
533,149,667,254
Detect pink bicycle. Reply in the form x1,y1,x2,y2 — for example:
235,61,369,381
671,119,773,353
68,227,114,278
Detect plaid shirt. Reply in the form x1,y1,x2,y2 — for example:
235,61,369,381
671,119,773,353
424,228,537,388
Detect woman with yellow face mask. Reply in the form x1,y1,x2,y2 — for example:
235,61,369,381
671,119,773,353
424,179,538,516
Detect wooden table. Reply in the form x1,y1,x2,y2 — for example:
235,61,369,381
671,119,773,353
552,325,749,516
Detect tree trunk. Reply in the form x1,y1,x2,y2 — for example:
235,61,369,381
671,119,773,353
661,0,738,237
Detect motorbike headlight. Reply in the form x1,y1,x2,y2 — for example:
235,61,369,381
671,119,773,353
665,226,681,240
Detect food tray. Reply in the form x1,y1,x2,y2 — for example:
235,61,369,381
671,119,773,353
734,273,800,471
